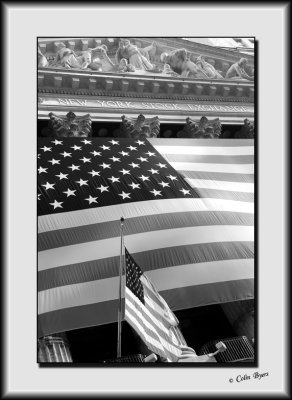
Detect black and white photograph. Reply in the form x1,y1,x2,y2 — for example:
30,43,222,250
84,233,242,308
37,36,255,364
3,3,289,398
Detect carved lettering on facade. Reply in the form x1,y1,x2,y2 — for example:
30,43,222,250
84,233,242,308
48,98,253,113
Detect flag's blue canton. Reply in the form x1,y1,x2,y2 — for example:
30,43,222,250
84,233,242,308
125,248,145,305
38,138,198,216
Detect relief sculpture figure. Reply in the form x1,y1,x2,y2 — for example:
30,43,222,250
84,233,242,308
160,49,209,78
51,43,82,69
38,46,48,68
195,55,223,79
225,58,254,81
115,39,154,70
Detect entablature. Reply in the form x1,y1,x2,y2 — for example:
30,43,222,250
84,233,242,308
38,69,254,102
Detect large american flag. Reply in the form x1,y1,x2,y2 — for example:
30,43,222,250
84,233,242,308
38,137,254,337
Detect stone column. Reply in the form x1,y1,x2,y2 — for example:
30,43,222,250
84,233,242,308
38,333,73,362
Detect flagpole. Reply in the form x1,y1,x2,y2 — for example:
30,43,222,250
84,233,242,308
117,217,125,358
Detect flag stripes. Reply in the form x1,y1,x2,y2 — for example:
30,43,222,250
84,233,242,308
38,225,254,270
38,241,254,291
38,210,254,252
168,162,254,174
180,170,254,183
38,138,254,337
164,154,254,164
38,278,254,338
39,258,254,314
38,197,253,234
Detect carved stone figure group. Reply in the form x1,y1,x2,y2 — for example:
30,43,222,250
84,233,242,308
38,40,254,81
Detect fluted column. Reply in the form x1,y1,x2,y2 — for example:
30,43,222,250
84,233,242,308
38,333,73,362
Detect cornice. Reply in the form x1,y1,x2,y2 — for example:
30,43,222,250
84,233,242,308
38,87,253,104
38,69,254,103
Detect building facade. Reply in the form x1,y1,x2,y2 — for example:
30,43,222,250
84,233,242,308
37,37,255,362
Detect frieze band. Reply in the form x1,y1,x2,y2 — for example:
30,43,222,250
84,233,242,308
38,97,253,113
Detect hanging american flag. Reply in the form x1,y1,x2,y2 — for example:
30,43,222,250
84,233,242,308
38,137,254,337
124,248,182,361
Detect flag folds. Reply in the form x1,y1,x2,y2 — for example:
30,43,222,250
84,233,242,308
38,137,254,337
125,248,182,361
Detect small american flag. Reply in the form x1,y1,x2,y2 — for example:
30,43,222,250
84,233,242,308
125,248,182,362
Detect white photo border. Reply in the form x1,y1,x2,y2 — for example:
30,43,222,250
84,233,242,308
3,2,289,398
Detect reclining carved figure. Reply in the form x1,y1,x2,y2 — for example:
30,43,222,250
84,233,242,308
160,48,209,78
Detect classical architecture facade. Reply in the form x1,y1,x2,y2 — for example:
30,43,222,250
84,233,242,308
37,37,255,362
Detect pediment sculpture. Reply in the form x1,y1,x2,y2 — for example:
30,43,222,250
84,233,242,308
41,112,92,137
119,114,160,139
160,49,210,79
177,116,221,138
225,58,254,81
38,40,160,73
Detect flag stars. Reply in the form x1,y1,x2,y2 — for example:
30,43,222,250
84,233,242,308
99,163,111,169
119,169,130,175
55,172,68,180
119,191,131,200
40,146,52,152
100,145,110,151
109,156,121,162
158,181,170,188
108,176,120,183
157,163,167,168
60,151,72,158
167,174,178,181
128,182,140,190
139,175,150,182
88,170,100,177
90,150,102,157
49,200,63,210
129,162,140,168
79,157,91,163
150,189,162,197
81,139,92,145
63,188,76,197
97,184,109,193
127,145,137,151
148,168,159,175
37,193,42,200
135,140,145,145
145,151,155,157
68,164,80,171
85,195,98,204
71,145,82,151
48,158,60,165
180,188,191,195
76,179,88,187
119,151,130,157
109,139,119,145
38,166,48,174
138,157,148,162
42,182,55,190
51,139,63,145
